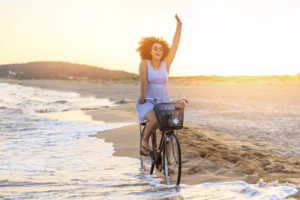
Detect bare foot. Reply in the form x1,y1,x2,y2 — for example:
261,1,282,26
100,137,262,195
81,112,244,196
141,139,150,156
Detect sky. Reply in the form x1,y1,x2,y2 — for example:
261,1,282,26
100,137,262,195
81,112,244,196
1,0,300,76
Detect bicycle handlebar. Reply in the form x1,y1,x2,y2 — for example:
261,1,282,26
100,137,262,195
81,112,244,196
144,97,188,104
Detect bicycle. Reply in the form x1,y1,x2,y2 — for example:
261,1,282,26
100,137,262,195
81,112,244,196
139,97,188,185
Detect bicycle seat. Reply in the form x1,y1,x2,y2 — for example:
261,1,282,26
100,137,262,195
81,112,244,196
140,121,148,126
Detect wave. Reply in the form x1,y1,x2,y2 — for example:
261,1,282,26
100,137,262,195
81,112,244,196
0,106,8,110
0,180,57,188
35,108,58,113
53,100,68,104
113,98,133,105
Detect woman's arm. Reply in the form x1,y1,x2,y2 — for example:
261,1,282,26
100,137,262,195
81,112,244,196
164,14,182,73
138,60,148,104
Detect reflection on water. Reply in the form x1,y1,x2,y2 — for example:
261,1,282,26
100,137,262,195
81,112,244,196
0,110,181,199
0,82,298,199
0,83,176,199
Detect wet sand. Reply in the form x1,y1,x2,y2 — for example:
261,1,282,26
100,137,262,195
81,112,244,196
1,78,300,188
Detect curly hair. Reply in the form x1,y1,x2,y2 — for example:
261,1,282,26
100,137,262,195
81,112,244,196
136,36,170,60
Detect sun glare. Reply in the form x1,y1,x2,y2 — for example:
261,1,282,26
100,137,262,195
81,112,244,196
78,13,94,26
1,0,300,76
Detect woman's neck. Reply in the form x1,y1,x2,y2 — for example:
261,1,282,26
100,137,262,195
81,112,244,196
151,59,161,69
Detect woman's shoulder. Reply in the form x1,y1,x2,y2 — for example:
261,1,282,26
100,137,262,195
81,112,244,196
140,59,149,67
139,60,149,72
141,59,148,64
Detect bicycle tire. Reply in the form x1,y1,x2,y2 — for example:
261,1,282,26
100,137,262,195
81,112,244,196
149,134,155,175
163,132,181,185
140,126,154,174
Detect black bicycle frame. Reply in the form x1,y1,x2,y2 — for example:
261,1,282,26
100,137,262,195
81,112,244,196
140,123,173,171
152,129,174,170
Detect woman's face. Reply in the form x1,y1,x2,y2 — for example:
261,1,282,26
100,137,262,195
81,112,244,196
150,42,164,60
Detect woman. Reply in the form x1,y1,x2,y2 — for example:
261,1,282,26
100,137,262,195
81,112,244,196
136,14,182,156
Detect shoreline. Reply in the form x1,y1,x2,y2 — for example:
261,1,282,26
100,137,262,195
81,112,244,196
86,105,140,159
1,79,300,189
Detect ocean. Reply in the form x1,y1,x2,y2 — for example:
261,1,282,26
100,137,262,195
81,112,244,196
0,82,298,199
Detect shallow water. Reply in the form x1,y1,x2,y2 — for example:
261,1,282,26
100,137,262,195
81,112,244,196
0,82,298,199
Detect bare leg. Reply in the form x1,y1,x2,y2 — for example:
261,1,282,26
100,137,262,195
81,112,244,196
141,110,158,154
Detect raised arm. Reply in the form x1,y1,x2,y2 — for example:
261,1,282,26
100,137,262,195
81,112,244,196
138,60,148,104
164,14,182,73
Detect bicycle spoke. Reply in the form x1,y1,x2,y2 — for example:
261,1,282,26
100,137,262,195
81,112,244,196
163,133,181,185
171,138,178,163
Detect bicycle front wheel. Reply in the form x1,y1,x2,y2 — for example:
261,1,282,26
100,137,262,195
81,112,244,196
163,132,181,185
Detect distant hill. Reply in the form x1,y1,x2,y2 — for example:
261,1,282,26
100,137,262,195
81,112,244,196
0,61,138,80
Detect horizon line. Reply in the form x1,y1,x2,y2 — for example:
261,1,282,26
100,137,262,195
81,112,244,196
1,60,299,77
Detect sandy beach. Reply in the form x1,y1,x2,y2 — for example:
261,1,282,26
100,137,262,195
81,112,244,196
2,78,300,192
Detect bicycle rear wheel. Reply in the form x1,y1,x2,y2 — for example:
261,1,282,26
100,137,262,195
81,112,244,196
140,127,154,174
163,132,181,185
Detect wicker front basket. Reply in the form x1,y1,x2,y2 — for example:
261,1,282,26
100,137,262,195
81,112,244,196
153,102,185,130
